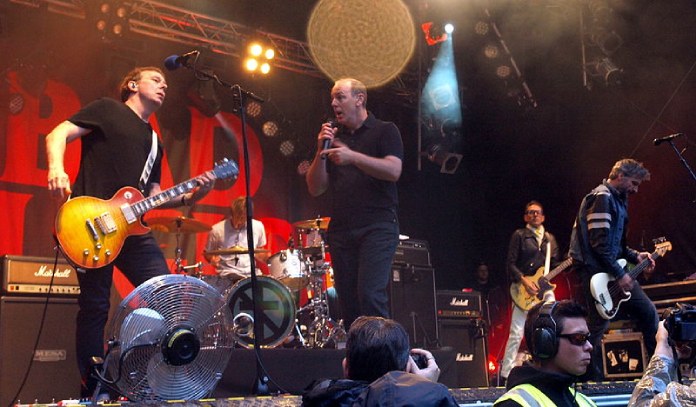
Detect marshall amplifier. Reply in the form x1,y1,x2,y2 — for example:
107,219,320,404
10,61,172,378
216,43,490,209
1,255,80,296
436,290,482,319
393,239,431,267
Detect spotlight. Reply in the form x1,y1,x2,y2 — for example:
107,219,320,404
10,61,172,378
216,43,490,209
246,101,262,118
262,121,279,137
595,57,623,86
444,23,454,34
474,21,489,36
91,1,129,39
483,44,499,59
244,42,275,75
297,160,311,175
495,65,511,78
279,140,295,157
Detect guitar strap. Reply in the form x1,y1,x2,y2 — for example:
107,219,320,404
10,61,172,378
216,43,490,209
543,240,551,276
138,129,158,193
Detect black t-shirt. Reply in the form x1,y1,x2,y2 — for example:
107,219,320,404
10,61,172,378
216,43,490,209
328,113,403,230
69,98,163,199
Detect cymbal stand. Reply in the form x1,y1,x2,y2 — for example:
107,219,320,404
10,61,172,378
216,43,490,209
171,219,203,276
298,263,346,348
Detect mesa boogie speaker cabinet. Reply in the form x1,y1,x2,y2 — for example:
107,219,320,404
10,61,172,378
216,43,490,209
438,318,490,388
389,264,438,348
0,296,80,405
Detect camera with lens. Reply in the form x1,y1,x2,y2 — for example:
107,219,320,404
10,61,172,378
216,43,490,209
663,303,696,342
411,352,428,369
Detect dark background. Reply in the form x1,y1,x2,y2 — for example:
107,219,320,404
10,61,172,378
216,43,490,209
2,0,695,294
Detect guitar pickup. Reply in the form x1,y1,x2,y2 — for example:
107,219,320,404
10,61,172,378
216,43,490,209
94,212,117,235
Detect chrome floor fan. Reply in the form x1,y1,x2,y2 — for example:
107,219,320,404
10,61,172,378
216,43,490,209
101,274,234,401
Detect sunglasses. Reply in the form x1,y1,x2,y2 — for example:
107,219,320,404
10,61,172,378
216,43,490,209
558,333,591,346
524,210,543,216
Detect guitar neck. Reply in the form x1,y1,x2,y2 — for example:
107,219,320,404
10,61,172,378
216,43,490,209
545,258,573,281
627,251,659,279
129,178,200,218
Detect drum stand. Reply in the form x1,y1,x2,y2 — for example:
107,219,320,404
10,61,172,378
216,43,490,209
297,262,346,348
171,220,203,276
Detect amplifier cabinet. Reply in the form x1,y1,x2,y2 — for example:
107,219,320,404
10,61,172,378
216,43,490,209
602,332,647,379
1,255,79,296
389,265,438,348
438,318,489,388
0,296,80,405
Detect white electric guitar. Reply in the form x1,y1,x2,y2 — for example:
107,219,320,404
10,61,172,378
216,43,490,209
590,238,672,320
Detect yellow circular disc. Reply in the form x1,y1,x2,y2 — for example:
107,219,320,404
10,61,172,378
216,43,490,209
307,0,416,88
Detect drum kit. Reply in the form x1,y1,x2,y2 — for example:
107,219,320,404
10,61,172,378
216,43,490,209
147,214,346,349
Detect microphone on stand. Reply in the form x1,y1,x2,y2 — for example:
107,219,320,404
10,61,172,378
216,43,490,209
163,50,200,70
654,133,684,146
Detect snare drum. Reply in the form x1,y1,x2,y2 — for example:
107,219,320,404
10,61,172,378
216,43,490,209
227,276,296,348
268,249,308,290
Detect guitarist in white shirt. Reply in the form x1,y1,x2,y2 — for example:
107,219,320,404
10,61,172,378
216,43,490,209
500,201,561,382
568,158,658,381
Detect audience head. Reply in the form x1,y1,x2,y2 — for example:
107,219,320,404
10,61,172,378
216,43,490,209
343,316,410,382
525,300,593,376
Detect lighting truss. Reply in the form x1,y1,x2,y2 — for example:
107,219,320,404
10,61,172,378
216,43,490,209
10,0,323,78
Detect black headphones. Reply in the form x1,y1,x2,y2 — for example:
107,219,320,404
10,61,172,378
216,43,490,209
531,301,559,360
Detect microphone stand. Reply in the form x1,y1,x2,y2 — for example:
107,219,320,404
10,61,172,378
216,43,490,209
664,138,696,202
174,59,269,395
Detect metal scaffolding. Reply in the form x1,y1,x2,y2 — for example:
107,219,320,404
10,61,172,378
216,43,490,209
10,0,324,78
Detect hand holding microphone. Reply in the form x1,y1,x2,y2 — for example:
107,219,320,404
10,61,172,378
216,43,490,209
320,119,339,160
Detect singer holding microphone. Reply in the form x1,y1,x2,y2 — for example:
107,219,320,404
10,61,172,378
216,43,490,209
45,66,216,399
306,78,404,330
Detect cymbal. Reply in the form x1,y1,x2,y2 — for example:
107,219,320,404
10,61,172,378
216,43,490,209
205,246,270,255
294,217,331,230
147,216,212,234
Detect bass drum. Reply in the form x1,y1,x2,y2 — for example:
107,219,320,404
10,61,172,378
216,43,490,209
227,275,296,348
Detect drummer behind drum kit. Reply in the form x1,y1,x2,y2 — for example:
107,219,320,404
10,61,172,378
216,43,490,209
148,215,346,349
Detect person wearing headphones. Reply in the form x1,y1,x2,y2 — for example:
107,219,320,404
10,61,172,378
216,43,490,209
494,300,597,407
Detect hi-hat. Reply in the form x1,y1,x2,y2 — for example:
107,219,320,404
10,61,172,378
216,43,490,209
205,246,270,255
293,217,331,230
147,216,211,233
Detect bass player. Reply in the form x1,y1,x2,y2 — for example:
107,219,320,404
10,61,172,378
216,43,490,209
568,158,658,381
499,201,562,383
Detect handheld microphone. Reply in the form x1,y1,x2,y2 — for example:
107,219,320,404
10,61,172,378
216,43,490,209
654,133,684,146
321,119,339,160
163,50,200,71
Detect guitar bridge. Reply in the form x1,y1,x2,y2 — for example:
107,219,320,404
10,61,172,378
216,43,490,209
94,212,117,235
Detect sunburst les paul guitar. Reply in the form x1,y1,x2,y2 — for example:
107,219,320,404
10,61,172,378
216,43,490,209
54,158,239,269
510,257,574,311
590,238,672,320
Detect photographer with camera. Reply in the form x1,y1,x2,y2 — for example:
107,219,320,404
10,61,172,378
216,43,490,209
302,316,457,406
629,305,696,406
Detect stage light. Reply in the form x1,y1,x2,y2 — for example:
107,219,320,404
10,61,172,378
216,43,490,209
262,121,279,137
245,101,262,118
444,23,454,34
244,42,275,75
496,65,511,78
279,140,295,157
244,58,259,72
297,160,311,175
595,57,623,86
483,44,499,59
90,1,129,39
474,21,489,36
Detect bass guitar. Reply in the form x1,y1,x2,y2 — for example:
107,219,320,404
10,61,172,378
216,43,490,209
590,238,672,320
55,158,238,269
510,257,573,311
